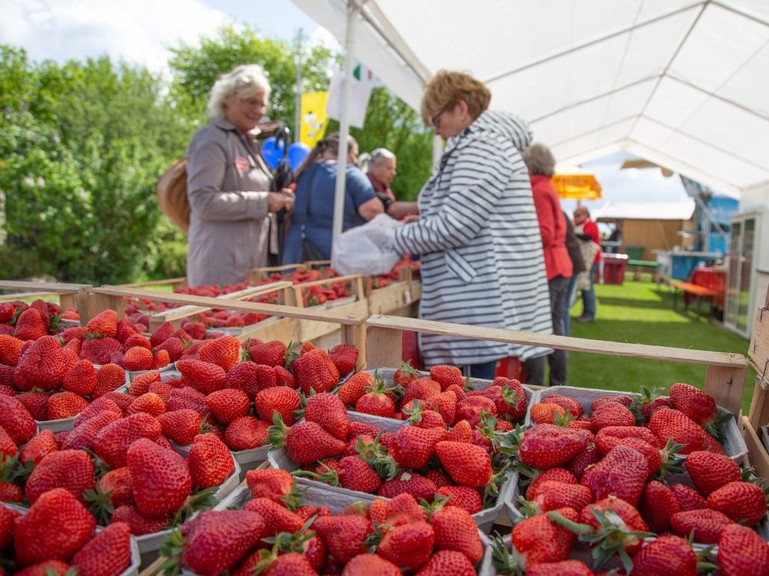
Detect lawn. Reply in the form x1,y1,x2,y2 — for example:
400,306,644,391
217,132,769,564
564,276,756,415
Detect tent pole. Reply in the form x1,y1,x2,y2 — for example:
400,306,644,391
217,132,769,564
294,28,303,143
331,1,357,255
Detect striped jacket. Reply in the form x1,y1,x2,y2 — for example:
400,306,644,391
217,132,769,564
391,110,553,366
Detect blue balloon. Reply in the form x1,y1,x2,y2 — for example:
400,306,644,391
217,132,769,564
287,142,311,170
260,137,283,170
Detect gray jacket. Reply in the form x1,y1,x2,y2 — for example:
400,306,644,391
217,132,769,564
186,120,274,287
391,110,553,366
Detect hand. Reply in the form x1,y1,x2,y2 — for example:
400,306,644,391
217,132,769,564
280,187,295,212
402,214,420,224
267,189,295,213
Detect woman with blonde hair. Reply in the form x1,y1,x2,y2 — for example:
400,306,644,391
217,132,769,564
388,70,552,379
282,133,384,263
185,64,294,287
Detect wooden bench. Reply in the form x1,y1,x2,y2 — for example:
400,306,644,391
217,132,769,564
628,259,658,281
670,280,722,318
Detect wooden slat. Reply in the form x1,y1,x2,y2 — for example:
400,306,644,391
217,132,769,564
741,416,769,481
0,280,91,293
749,304,769,390
365,314,748,368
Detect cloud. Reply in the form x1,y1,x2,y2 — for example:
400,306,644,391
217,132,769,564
0,0,230,71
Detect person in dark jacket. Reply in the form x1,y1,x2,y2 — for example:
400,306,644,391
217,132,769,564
563,212,586,336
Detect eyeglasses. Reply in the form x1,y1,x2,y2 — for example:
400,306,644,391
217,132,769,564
430,107,447,128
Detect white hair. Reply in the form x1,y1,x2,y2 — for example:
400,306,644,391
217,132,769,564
358,147,396,173
206,64,271,122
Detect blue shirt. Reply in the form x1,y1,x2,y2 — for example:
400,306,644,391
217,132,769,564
283,161,377,263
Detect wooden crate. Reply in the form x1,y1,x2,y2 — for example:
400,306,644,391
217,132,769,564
364,314,749,417
117,277,188,292
365,267,422,317
743,285,769,476
0,280,93,317
81,285,368,366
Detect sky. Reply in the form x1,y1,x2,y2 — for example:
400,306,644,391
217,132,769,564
1,0,694,213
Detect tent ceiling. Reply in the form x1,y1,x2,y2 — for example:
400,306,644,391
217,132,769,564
291,0,769,197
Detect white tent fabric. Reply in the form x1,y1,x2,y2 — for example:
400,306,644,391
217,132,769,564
291,0,769,199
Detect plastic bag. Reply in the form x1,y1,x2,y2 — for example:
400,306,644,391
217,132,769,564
332,214,403,275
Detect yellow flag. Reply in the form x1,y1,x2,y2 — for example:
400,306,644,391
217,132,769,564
300,92,329,147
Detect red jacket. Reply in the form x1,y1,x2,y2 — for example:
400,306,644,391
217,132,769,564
530,175,573,280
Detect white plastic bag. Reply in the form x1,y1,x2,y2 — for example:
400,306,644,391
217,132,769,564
331,214,403,275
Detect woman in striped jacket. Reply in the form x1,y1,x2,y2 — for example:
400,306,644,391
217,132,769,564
390,70,552,379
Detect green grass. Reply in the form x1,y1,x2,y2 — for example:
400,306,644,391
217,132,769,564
564,276,756,415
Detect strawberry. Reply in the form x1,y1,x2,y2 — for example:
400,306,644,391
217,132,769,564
391,425,447,470
707,481,767,526
176,358,227,395
96,466,133,508
630,534,697,576
122,346,154,371
224,415,269,450
149,321,175,347
435,440,492,487
429,364,465,390
639,480,681,532
80,337,123,366
313,514,375,565
403,377,441,406
670,508,733,543
579,495,650,557
378,471,438,501
252,364,278,392
0,423,17,458
670,482,708,511
0,394,37,444
259,552,318,576
517,423,589,469
274,365,295,388
377,520,435,571
166,386,208,415
243,496,304,535
423,391,457,425
25,449,96,504
13,307,48,341
530,402,567,424
188,433,234,489
200,335,241,372
85,309,119,339
718,523,769,576
541,393,583,418
513,507,579,566
206,388,250,424
590,395,633,411
304,391,350,440
63,410,122,452
328,343,358,375
14,488,96,567
153,348,171,369
62,359,98,396
270,416,347,465
356,376,397,418
93,363,127,397
255,386,301,425
685,450,742,496
127,391,166,417
590,400,635,429
154,336,186,363
292,348,340,395
14,335,68,391
110,503,170,535
581,445,648,506
445,419,473,443
335,455,383,493
429,502,484,563
47,391,90,420
92,411,162,469
247,339,288,367
648,407,710,454
70,521,132,576
342,554,401,575
178,510,266,576
526,560,595,576
531,481,594,513
595,425,660,449
14,560,72,576
124,333,152,350
18,428,57,465
669,382,717,428
245,468,294,501
223,362,261,399
127,437,191,519
0,334,23,366
338,371,374,406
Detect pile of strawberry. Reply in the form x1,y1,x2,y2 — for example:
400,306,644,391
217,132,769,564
336,364,528,431
161,467,484,575
270,388,509,515
0,383,238,538
490,383,769,574
0,298,79,339
1,490,135,576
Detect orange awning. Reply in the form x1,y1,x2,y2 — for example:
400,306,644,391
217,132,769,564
551,173,602,201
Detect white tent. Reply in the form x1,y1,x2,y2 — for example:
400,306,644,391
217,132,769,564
291,0,769,201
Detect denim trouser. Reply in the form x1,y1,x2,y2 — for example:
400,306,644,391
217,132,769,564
525,275,569,386
580,263,599,319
